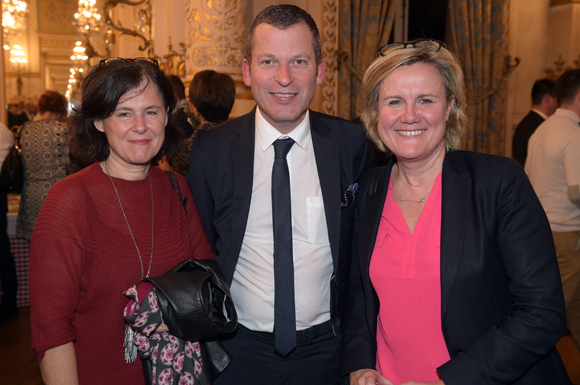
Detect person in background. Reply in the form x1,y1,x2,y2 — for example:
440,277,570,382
172,69,236,177
188,5,374,384
341,39,570,385
29,57,213,385
0,121,18,324
167,74,196,138
23,100,38,122
526,69,580,354
15,90,70,242
512,78,557,167
7,103,28,130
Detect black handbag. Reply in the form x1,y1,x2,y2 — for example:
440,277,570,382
0,127,23,193
144,258,238,342
143,258,237,381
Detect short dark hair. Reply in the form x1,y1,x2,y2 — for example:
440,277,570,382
69,58,183,165
37,90,68,116
167,74,186,100
245,4,322,67
531,78,556,105
189,70,236,124
555,69,580,105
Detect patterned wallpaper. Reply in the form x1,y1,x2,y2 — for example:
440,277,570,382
38,0,78,33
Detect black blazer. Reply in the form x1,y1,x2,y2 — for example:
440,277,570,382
512,110,545,167
188,109,374,335
340,151,571,385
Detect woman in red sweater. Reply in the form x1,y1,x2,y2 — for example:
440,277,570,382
29,58,214,384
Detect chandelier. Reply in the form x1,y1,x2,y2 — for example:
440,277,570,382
2,0,28,48
71,40,89,62
73,0,102,34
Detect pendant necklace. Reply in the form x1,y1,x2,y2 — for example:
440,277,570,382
397,192,428,204
396,177,429,204
104,160,154,364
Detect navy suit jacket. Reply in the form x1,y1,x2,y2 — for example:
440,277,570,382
188,109,374,336
340,151,571,384
512,110,545,167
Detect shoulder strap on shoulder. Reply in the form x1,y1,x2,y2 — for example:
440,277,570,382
368,167,384,196
164,170,188,213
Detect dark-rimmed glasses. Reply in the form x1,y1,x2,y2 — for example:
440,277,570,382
377,39,445,57
98,57,159,68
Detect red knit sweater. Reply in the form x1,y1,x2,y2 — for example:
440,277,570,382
29,163,214,385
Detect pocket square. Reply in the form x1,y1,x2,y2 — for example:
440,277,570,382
341,183,359,208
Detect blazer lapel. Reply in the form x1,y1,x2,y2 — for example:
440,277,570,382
359,163,392,287
310,113,341,269
440,152,471,318
230,112,256,258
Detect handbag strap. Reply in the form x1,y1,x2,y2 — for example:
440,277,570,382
164,169,188,213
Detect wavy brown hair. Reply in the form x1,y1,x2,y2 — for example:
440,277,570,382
69,58,183,165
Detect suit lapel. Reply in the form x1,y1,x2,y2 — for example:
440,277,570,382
310,112,341,268
359,164,392,278
440,152,471,318
231,112,256,257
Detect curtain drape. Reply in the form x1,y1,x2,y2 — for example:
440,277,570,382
448,0,510,155
337,0,397,120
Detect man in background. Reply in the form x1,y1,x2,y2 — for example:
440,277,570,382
526,69,580,353
512,78,557,167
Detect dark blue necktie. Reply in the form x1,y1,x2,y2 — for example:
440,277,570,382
272,138,296,357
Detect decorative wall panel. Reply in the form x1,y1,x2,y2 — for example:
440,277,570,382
321,0,338,116
184,0,246,74
38,0,78,33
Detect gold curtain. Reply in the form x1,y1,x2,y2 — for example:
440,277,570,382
337,0,397,120
448,0,510,155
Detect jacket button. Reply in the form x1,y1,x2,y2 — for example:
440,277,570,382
453,348,463,356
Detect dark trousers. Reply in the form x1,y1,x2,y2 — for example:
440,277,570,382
213,320,340,385
0,190,17,308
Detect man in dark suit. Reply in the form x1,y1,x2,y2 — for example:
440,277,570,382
512,78,557,167
188,4,373,385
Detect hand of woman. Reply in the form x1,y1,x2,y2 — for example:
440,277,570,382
350,369,394,385
155,320,169,333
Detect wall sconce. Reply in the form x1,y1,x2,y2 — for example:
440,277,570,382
104,0,152,52
9,44,27,95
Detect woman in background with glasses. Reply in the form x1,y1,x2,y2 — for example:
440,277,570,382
29,58,214,384
340,41,571,385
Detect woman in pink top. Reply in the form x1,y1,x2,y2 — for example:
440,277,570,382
340,41,571,385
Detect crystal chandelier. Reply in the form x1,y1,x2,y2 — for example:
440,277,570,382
2,0,28,48
73,0,102,34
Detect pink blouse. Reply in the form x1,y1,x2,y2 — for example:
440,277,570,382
369,174,450,384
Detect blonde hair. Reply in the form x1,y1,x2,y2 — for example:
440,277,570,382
361,41,467,153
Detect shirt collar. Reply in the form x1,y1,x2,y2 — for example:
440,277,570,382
255,107,311,152
531,108,548,120
553,107,580,123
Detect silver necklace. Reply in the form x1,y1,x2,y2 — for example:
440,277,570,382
104,161,154,364
397,192,428,204
104,160,154,279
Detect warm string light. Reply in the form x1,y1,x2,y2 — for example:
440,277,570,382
67,40,88,99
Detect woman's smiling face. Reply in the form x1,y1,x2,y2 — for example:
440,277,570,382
95,81,168,171
376,62,454,163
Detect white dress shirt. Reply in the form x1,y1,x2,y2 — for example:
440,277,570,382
229,107,333,332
